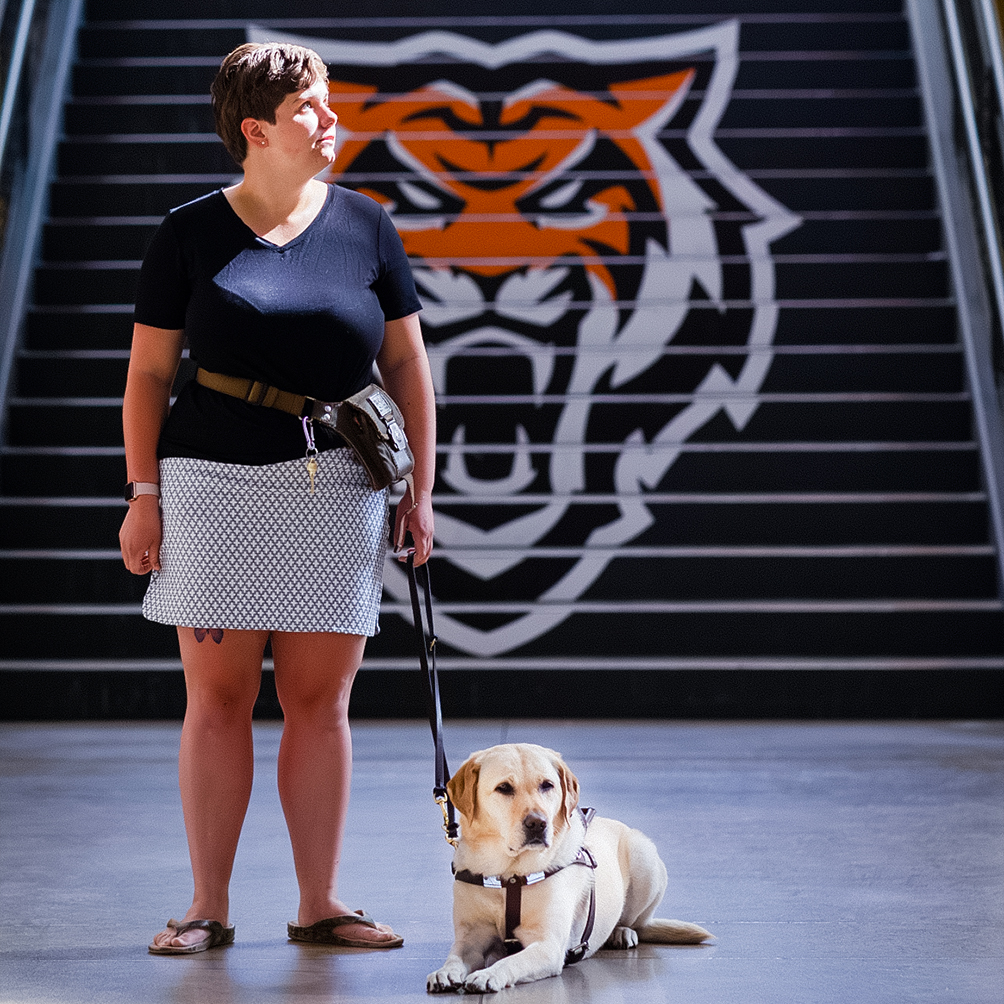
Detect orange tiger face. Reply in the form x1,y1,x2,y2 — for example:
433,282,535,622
329,70,694,299
261,24,800,655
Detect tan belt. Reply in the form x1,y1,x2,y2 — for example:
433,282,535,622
195,368,310,417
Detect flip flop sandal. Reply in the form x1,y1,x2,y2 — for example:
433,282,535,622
287,910,404,948
148,918,235,955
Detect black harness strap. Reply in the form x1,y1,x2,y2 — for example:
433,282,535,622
453,807,598,966
504,878,524,957
406,554,458,845
562,846,598,966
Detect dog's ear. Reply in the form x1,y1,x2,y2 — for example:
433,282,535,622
552,752,580,825
447,753,482,822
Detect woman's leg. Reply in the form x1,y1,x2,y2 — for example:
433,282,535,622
150,626,269,950
271,630,398,944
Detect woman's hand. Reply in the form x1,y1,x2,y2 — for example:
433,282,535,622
378,312,436,567
394,490,434,565
120,323,183,575
119,495,164,574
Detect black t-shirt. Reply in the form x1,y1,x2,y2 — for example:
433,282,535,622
134,185,423,465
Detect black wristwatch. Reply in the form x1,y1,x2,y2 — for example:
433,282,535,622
124,481,161,502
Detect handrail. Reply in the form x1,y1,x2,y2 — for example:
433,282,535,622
909,0,1004,591
0,0,39,181
941,0,1004,360
0,0,84,449
982,1,1004,116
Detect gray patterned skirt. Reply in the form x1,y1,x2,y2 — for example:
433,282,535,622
142,449,389,634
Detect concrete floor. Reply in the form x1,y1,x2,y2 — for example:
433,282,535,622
1,718,1001,1003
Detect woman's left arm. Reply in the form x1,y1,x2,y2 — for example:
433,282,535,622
377,312,436,564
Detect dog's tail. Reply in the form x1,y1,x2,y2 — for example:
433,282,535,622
637,919,713,944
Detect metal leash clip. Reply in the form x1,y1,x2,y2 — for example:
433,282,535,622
435,793,459,847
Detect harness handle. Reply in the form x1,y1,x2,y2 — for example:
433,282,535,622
406,553,459,847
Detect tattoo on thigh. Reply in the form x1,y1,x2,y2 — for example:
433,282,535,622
194,628,224,644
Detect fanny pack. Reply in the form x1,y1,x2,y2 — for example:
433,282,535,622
195,367,415,492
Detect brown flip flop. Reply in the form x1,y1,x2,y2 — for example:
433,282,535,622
148,918,235,955
287,910,404,948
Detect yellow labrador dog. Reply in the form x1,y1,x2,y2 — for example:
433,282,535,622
427,744,711,993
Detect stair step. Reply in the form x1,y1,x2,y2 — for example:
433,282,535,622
73,63,217,97
756,172,934,213
0,554,146,603
736,56,915,91
25,311,133,351
18,305,961,352
740,19,911,52
774,260,947,299
55,130,932,179
425,548,1002,603
774,218,941,254
5,404,124,446
0,611,180,659
50,179,228,217
1,605,1000,660
720,94,922,130
32,257,951,306
3,398,977,447
0,545,996,604
65,99,215,135
47,174,938,217
1,494,988,548
0,445,982,497
36,216,946,261
42,222,159,262
76,25,244,59
721,135,927,172
11,347,965,397
61,95,927,137
774,305,955,344
57,137,234,176
32,264,139,307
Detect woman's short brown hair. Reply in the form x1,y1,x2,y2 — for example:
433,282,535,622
211,42,328,165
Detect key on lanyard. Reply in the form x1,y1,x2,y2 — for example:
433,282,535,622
302,417,318,494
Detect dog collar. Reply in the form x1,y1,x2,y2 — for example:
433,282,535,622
453,844,596,890
452,807,598,965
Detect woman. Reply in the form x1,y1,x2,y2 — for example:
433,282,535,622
119,42,435,954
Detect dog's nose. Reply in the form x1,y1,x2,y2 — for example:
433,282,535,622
523,813,547,839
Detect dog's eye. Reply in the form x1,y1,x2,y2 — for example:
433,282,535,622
540,780,555,792
495,782,514,795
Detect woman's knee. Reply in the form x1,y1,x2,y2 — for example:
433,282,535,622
185,675,261,716
275,670,355,723
271,632,364,720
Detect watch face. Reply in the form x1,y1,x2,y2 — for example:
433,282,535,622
124,483,135,502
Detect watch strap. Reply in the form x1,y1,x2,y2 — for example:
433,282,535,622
125,481,161,502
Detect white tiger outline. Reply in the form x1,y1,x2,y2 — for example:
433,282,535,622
251,22,801,656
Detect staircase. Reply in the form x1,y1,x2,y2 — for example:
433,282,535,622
1,0,1002,707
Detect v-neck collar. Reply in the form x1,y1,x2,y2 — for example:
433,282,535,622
219,184,335,252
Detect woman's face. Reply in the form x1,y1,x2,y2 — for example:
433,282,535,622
258,76,338,170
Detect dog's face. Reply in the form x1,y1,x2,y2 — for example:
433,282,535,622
448,744,580,861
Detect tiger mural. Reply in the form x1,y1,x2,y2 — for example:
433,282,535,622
251,23,800,656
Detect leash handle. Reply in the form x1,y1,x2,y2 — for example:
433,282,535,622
406,554,459,846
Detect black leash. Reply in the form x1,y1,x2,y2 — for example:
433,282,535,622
406,553,459,847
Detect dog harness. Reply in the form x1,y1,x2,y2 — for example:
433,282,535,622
452,807,598,966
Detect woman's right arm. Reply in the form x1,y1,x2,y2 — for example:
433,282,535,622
119,323,185,574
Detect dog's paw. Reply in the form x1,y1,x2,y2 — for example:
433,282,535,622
463,968,508,993
605,925,639,950
427,965,468,993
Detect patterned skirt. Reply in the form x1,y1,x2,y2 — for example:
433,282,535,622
142,449,389,634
